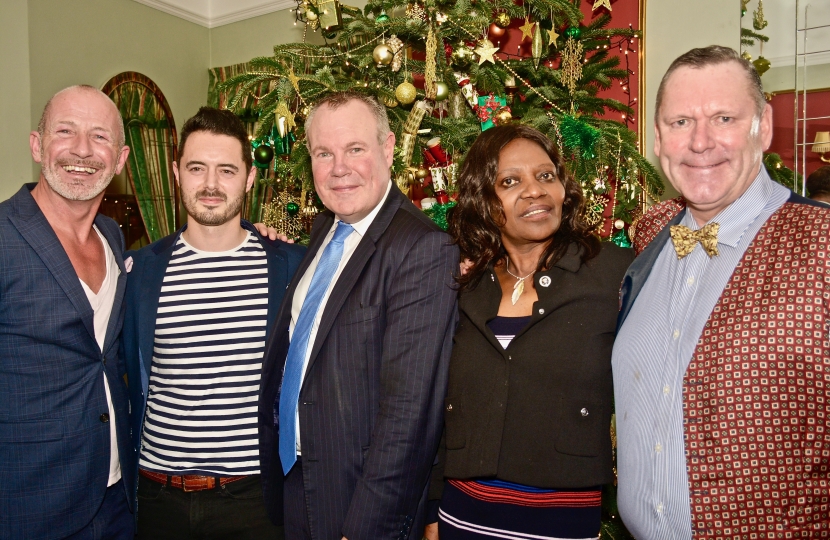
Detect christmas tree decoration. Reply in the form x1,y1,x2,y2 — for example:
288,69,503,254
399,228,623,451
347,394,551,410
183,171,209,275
387,35,405,72
753,0,768,30
316,0,343,31
548,27,560,47
519,17,536,41
253,144,275,168
611,228,632,248
560,114,600,158
560,38,585,94
424,26,439,100
375,10,390,23
741,50,752,61
474,39,499,65
592,0,612,12
489,23,506,40
415,167,429,180
453,72,479,109
451,42,475,67
261,189,305,239
477,94,508,131
373,42,394,67
494,12,511,28
395,81,417,105
493,107,513,125
532,19,545,68
435,82,450,102
564,25,581,40
422,200,456,231
405,2,425,21
753,56,771,76
286,201,300,216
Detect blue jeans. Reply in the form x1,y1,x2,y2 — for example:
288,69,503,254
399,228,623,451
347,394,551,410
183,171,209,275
136,474,283,540
66,479,135,540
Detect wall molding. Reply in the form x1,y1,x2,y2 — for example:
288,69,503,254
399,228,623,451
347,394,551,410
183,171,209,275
132,0,295,28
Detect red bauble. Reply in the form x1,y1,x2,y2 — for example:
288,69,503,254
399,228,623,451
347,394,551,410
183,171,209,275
488,23,506,40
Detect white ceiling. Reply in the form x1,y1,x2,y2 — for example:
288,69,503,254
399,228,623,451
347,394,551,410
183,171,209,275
132,0,295,28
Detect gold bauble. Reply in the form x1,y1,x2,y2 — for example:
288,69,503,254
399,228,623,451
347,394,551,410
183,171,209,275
415,167,429,180
373,43,394,67
395,82,417,105
741,50,752,61
493,107,512,125
381,95,399,108
452,43,475,66
435,82,450,102
494,12,511,28
306,9,318,21
614,219,625,230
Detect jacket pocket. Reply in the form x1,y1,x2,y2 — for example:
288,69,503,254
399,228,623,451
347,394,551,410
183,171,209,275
554,397,603,457
444,397,466,450
0,419,64,443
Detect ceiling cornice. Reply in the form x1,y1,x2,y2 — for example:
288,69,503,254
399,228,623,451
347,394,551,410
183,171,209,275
132,0,295,28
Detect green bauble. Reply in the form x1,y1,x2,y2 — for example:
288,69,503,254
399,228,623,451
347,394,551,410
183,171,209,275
286,201,300,216
323,30,337,39
376,11,390,23
253,145,274,167
753,56,771,76
564,26,582,40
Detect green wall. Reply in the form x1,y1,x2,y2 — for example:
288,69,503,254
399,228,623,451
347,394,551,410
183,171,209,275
0,0,210,199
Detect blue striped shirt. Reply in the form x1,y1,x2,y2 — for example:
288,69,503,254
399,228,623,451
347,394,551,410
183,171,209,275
611,168,790,540
139,232,269,476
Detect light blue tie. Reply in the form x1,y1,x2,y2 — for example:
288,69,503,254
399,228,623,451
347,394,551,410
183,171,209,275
278,221,354,474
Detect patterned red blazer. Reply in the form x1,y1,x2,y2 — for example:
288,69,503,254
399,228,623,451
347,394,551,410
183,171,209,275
619,193,830,538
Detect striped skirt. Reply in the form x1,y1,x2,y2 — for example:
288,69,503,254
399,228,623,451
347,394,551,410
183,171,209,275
438,479,601,540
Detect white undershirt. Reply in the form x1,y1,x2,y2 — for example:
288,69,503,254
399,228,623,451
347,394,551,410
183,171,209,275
289,180,392,453
79,225,121,487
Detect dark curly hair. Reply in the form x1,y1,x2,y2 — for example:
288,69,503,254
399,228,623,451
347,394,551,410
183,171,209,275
448,124,600,291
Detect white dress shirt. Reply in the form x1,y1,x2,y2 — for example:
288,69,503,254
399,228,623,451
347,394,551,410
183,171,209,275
289,180,392,452
79,225,121,487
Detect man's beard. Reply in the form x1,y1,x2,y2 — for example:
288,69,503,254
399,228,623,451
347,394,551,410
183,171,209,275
42,159,112,201
183,188,245,226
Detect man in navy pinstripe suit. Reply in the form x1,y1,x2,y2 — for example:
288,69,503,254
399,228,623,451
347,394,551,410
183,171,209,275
259,91,459,539
0,85,134,539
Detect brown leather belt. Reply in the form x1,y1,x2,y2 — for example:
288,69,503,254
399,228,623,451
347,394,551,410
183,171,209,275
139,469,248,492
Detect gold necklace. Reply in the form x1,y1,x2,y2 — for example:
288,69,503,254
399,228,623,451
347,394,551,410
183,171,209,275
505,259,534,305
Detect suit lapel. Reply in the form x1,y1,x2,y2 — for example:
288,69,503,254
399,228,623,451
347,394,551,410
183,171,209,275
616,209,685,330
95,216,127,353
8,189,95,343
302,187,404,382
458,272,504,354
138,229,181,387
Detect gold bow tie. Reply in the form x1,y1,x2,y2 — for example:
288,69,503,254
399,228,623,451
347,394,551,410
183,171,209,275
669,222,720,259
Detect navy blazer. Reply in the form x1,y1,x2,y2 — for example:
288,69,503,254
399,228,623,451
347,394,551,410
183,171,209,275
121,221,304,510
259,185,459,539
0,184,131,539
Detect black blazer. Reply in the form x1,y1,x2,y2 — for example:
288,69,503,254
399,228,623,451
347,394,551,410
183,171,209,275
258,186,459,539
440,243,633,488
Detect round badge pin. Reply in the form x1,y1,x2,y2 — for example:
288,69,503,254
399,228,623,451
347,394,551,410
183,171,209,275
539,276,551,287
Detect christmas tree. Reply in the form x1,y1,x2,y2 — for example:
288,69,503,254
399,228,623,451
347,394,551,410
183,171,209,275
218,0,662,250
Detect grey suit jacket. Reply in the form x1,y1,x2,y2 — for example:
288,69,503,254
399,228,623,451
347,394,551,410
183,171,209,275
259,185,459,539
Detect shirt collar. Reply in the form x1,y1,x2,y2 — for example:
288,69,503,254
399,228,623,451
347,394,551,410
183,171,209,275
335,179,392,238
681,166,773,248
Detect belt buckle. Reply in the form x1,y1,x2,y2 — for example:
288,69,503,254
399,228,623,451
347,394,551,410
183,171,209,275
181,475,212,492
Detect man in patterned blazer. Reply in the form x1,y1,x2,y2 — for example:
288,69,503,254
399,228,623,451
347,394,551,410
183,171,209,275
259,91,459,539
613,45,830,539
0,85,133,539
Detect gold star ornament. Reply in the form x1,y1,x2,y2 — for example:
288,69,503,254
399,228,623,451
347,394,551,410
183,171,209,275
548,27,560,47
474,39,499,65
592,0,612,11
519,17,535,41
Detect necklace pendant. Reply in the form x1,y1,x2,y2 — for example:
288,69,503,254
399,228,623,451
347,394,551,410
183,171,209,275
511,278,524,305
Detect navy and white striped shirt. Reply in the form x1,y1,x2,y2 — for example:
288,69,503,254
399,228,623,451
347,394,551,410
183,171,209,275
611,168,790,540
139,231,269,476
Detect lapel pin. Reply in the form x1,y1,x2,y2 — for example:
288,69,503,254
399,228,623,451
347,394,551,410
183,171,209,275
539,276,551,287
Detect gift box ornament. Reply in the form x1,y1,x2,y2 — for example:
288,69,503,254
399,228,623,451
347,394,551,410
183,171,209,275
477,94,508,131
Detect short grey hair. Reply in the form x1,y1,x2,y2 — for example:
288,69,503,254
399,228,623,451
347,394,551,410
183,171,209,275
305,91,391,148
655,45,766,122
37,85,126,149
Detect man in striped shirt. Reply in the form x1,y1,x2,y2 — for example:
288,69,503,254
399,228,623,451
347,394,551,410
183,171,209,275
122,107,304,539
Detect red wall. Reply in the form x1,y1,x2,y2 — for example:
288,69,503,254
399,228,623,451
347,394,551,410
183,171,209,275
768,89,830,178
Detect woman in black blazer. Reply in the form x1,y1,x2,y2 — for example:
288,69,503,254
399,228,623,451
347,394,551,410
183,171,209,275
426,125,633,539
